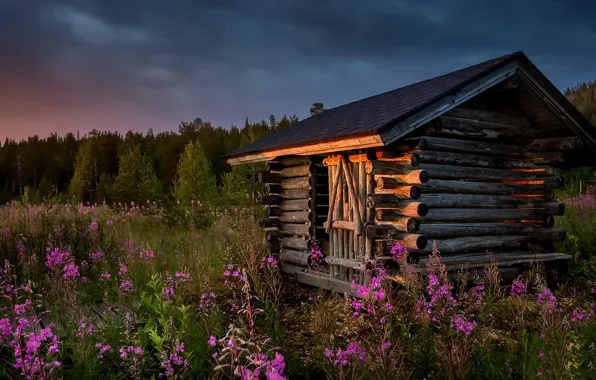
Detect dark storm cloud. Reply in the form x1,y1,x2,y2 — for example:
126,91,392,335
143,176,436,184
1,0,595,139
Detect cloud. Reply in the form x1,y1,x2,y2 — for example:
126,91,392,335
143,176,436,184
0,0,595,140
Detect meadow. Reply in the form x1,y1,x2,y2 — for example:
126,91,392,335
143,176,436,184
1,199,596,379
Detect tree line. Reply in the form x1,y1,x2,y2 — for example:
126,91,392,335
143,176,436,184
1,81,595,205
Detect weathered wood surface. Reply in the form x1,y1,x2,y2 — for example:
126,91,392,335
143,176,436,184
279,223,310,236
366,152,421,166
278,198,311,211
411,252,571,271
373,216,420,233
341,156,363,236
373,183,421,199
323,220,356,231
420,235,540,253
258,194,281,205
444,108,533,127
277,164,311,178
281,237,309,251
280,188,310,199
266,229,282,242
280,176,311,190
528,137,583,151
421,208,557,223
280,248,309,265
366,196,429,216
259,218,281,228
258,172,283,184
373,170,429,185
269,241,281,253
418,164,554,181
419,179,563,195
365,226,427,249
366,161,423,176
419,193,556,208
419,223,565,239
375,175,428,189
439,117,536,140
278,211,311,223
325,158,343,233
275,156,312,166
417,151,556,169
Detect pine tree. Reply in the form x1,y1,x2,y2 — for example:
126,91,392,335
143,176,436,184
111,146,163,203
174,141,217,204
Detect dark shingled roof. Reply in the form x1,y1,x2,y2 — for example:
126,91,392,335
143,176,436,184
225,51,528,159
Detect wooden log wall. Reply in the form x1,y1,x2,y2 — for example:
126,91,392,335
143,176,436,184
258,156,315,273
368,107,576,268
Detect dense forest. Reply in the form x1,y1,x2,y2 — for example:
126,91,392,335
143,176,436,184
1,82,595,205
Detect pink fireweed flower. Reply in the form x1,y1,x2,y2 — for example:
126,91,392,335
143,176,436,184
175,272,192,282
118,263,128,277
139,249,155,260
510,280,527,296
106,219,113,227
63,262,80,281
208,336,217,346
308,248,325,267
0,318,12,339
95,343,113,359
537,288,557,314
390,242,408,263
88,251,105,263
89,220,99,232
471,284,486,307
571,305,595,324
199,292,216,313
45,248,71,270
450,315,477,335
385,302,393,311
119,280,135,293
260,256,279,270
100,273,111,281
76,317,97,339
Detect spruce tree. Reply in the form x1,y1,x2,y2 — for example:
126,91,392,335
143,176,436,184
174,141,217,204
112,146,163,203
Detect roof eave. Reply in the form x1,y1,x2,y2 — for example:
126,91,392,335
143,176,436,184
225,133,384,165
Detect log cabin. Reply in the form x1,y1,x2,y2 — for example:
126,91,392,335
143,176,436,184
223,51,596,294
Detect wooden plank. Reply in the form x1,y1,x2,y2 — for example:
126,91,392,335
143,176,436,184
259,218,281,228
341,156,363,236
419,223,565,239
366,196,428,216
277,164,311,178
279,223,310,236
418,163,554,181
280,176,311,190
373,170,429,184
421,208,557,223
258,194,281,205
258,172,283,183
294,271,359,296
266,230,282,242
280,188,310,200
417,151,548,169
281,237,309,251
280,248,309,265
373,186,422,199
444,107,533,127
277,156,312,166
325,158,343,233
365,226,427,249
419,179,562,195
374,217,420,233
279,211,311,223
419,193,556,208
527,136,583,151
366,152,421,166
366,161,423,175
278,199,311,211
420,235,538,253
412,252,571,271
358,159,366,260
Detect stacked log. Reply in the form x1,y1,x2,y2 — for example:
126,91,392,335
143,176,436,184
258,156,313,266
367,108,576,267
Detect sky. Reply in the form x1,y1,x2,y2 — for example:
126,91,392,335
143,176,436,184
1,0,595,141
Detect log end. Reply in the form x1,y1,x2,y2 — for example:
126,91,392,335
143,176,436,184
407,218,420,233
556,176,565,188
419,170,430,184
410,185,421,200
417,203,429,217
544,215,555,228
557,202,565,216
416,235,428,250
411,152,421,167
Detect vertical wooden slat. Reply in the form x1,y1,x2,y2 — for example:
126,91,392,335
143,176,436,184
364,168,373,285
328,161,334,275
358,156,366,261
351,161,359,281
334,163,343,280
347,161,353,281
